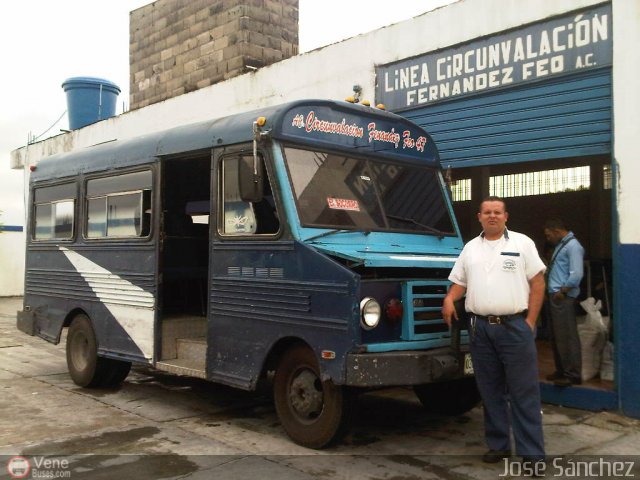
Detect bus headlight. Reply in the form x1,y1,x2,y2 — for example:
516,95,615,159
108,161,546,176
360,297,381,329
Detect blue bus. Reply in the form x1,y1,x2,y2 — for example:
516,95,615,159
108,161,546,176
17,99,477,448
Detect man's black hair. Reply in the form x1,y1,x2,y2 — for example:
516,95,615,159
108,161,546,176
544,218,568,231
479,195,507,212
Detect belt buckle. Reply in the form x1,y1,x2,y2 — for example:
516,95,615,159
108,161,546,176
488,315,501,325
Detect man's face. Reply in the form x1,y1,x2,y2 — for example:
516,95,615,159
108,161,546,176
544,228,562,245
478,200,508,237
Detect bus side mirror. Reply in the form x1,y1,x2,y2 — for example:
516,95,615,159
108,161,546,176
238,155,264,203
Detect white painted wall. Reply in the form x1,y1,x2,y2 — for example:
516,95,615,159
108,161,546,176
612,0,640,245
0,230,25,296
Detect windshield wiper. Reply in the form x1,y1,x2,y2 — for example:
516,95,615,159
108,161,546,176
386,214,448,239
305,229,351,242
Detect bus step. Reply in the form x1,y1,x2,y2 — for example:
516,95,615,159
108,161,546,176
156,358,206,379
176,337,207,362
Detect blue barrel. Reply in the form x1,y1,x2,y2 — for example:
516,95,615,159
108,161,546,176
62,77,121,129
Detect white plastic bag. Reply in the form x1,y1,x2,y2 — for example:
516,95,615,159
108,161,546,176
579,298,607,333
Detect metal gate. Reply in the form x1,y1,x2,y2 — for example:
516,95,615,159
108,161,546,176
402,68,612,169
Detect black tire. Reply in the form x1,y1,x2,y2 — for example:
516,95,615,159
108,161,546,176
66,314,131,388
273,345,352,449
99,358,132,388
414,377,481,415
66,314,108,387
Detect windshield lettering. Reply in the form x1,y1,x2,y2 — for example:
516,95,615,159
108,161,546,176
289,110,429,154
367,123,401,147
292,111,365,139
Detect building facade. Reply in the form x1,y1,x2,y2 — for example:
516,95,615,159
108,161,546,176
10,0,639,418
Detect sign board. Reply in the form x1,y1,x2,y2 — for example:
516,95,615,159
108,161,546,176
375,5,612,111
278,104,440,165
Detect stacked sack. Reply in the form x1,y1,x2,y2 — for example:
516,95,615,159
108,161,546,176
577,297,608,382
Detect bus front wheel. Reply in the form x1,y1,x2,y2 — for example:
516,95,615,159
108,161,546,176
273,345,352,449
66,314,130,388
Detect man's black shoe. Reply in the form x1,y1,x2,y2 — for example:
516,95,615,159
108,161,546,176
482,449,511,463
545,372,563,381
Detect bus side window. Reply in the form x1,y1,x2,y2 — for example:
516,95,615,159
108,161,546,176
253,172,280,234
32,183,76,241
221,155,279,236
86,170,152,239
222,156,257,235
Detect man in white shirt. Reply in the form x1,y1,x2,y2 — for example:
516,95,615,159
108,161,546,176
442,196,546,466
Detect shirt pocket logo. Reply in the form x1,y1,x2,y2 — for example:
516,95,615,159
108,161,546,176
502,258,517,272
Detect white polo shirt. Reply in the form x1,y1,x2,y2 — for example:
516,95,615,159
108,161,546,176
448,229,546,316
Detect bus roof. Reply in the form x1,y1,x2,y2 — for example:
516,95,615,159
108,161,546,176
31,99,440,181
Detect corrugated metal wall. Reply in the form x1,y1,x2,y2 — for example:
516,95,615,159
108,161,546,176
402,69,612,168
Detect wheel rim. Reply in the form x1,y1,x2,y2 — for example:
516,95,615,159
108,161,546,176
288,367,324,423
70,330,90,371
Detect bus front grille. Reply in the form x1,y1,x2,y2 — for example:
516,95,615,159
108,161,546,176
401,280,450,341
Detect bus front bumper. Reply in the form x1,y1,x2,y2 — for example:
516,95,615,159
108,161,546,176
345,348,470,387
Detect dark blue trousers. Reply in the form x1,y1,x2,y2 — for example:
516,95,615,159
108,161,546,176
547,296,582,382
470,314,545,459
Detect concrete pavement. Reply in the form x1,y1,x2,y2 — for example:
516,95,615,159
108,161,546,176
1,296,639,479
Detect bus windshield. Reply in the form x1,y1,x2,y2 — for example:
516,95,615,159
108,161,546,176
283,146,456,236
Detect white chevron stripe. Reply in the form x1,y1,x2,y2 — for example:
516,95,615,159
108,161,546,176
59,247,155,360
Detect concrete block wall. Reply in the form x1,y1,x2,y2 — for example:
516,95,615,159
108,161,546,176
129,0,298,110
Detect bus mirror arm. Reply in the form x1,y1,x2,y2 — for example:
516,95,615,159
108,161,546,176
238,121,270,203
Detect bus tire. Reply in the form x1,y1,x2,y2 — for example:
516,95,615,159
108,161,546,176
100,358,132,388
414,377,480,415
273,345,352,449
66,314,109,388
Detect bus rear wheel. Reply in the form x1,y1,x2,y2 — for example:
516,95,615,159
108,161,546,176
66,314,130,388
414,377,480,415
273,345,352,449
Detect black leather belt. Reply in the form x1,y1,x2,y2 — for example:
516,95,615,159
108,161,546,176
471,311,527,325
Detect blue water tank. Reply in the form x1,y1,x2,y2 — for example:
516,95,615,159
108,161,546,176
62,76,121,129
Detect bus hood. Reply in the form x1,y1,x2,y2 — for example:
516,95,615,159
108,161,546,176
312,243,460,268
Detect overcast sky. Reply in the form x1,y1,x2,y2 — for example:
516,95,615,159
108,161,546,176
0,0,455,226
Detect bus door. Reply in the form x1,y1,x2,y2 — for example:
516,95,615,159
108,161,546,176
207,150,284,388
157,154,211,369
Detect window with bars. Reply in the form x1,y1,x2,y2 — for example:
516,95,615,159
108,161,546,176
450,178,472,202
490,166,591,198
449,165,610,201
603,164,612,190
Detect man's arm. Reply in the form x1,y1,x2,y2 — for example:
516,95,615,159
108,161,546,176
565,244,584,290
526,272,546,330
442,283,467,327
